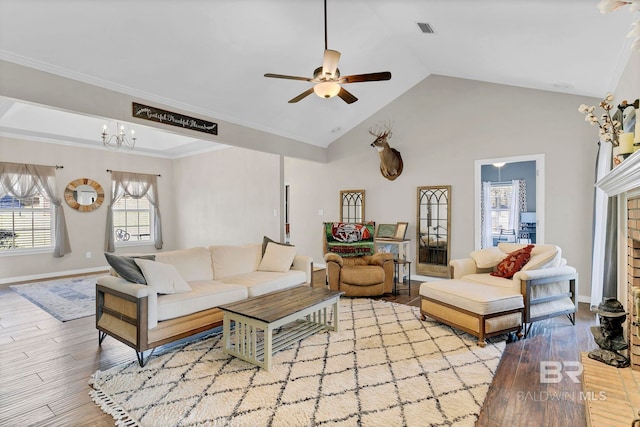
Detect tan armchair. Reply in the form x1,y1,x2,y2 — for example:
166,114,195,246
324,252,394,296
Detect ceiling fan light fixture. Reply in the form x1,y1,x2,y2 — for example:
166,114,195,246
314,81,341,99
322,49,341,77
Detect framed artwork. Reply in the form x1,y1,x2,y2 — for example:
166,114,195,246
375,224,397,239
394,222,408,240
375,222,408,240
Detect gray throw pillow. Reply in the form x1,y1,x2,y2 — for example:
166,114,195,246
104,253,156,284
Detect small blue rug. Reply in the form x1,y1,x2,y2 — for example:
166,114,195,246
10,274,102,322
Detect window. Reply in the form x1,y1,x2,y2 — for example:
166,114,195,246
0,193,54,251
489,183,513,234
112,194,153,244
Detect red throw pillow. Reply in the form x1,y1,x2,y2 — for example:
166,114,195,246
490,245,534,279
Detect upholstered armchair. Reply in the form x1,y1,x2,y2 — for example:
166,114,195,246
324,252,394,297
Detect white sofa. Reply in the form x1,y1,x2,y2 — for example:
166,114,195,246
96,243,313,366
420,243,578,346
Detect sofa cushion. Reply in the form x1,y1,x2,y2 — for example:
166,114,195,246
258,242,297,272
341,265,385,286
221,270,306,297
104,253,155,284
470,247,506,268
210,244,262,279
134,258,192,294
461,273,519,290
419,280,523,315
157,281,248,322
491,245,534,279
155,247,213,282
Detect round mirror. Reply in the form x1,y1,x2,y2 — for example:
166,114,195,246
64,178,104,212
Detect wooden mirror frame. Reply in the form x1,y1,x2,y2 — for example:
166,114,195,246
340,189,365,223
64,178,105,212
416,185,451,278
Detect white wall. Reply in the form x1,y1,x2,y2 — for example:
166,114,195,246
0,137,175,281
172,146,281,247
286,75,602,300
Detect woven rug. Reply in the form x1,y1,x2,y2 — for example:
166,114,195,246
90,299,505,427
10,274,101,322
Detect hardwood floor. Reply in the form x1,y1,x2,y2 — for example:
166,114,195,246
0,278,598,426
375,281,600,427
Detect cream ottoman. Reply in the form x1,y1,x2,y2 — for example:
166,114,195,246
420,279,524,346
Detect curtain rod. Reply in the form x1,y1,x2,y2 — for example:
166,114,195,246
106,169,161,177
1,161,63,169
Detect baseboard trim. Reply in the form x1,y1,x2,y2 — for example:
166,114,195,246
1,266,109,286
577,295,590,304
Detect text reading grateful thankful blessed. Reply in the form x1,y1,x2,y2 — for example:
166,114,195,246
132,102,218,135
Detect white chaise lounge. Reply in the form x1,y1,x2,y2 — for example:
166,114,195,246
420,243,577,346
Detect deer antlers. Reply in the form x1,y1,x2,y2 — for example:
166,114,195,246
369,121,393,139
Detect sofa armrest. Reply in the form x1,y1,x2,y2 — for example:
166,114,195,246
370,252,393,267
97,275,158,329
292,255,313,285
513,265,577,282
514,266,578,324
449,258,479,279
324,252,343,267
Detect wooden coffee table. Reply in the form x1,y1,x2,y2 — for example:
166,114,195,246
220,286,343,371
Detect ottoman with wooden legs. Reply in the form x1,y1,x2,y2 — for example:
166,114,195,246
419,279,524,347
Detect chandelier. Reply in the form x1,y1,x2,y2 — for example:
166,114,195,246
101,122,136,150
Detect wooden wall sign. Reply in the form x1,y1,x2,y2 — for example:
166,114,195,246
132,102,218,135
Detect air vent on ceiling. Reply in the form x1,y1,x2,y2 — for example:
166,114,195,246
417,22,434,34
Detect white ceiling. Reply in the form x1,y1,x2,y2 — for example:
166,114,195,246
0,0,636,157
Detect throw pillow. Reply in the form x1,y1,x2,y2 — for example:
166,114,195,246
104,253,156,284
258,242,297,273
470,247,507,268
261,236,292,257
491,244,534,279
134,258,192,294
521,248,559,271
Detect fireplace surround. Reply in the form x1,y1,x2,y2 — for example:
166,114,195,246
597,150,640,371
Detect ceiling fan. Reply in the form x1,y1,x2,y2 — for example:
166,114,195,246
264,0,391,104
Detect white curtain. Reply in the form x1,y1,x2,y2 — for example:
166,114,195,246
508,179,522,233
105,171,162,252
0,162,71,257
481,181,493,248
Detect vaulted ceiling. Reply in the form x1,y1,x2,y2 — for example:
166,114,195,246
0,0,636,157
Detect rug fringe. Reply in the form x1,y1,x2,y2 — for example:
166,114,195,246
89,375,140,427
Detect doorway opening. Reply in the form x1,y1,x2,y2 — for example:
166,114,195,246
474,154,544,250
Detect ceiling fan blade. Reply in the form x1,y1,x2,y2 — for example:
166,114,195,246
322,49,341,78
337,87,358,104
264,73,313,82
288,87,315,103
339,71,392,84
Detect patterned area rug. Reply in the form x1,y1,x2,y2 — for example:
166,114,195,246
90,299,505,427
10,274,102,322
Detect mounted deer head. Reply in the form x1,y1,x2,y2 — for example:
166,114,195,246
370,123,403,180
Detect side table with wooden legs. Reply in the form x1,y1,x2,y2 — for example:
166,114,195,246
393,259,411,296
